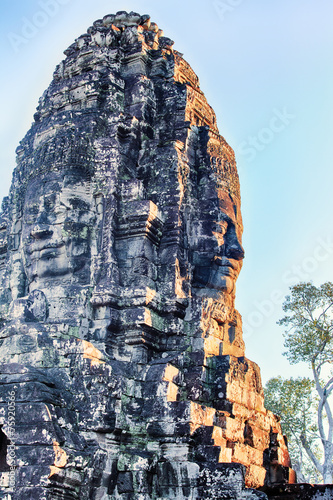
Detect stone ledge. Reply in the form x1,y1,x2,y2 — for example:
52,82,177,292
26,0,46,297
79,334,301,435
260,483,333,499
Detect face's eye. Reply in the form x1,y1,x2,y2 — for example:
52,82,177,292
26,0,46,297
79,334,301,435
52,204,68,222
213,220,228,235
220,221,228,235
24,205,39,224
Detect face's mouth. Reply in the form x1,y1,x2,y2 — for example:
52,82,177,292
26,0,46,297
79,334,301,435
25,241,65,258
39,247,65,260
218,266,237,279
213,256,241,278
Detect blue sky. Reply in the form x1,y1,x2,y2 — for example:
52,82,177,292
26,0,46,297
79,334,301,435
1,0,332,383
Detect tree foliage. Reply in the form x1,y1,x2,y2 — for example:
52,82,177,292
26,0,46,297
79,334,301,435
276,281,333,483
279,281,333,366
264,376,322,483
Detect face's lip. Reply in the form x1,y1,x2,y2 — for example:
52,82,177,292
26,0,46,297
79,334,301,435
25,241,65,256
219,266,237,279
214,256,237,269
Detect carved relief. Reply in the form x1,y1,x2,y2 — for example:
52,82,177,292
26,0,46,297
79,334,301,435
0,11,293,500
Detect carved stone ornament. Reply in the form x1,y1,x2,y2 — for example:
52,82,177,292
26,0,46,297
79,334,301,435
0,11,296,500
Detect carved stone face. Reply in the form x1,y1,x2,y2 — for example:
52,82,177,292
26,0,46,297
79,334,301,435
21,171,94,289
192,190,244,294
210,191,244,294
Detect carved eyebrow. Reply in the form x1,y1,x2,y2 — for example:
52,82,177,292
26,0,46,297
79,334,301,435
220,215,234,227
216,220,228,231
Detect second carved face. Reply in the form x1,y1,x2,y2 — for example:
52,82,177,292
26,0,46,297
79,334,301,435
21,171,95,290
191,190,244,295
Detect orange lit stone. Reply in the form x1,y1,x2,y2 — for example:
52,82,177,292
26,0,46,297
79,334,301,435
190,402,216,434
53,441,67,468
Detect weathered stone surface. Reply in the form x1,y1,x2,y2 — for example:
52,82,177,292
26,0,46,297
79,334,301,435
0,11,296,500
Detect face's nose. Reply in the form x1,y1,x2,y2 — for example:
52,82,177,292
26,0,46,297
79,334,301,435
225,226,245,261
226,241,245,260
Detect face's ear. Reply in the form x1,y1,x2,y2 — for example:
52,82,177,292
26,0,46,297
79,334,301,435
217,190,243,227
217,191,235,219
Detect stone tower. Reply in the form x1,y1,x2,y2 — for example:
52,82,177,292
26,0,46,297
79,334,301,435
0,12,293,500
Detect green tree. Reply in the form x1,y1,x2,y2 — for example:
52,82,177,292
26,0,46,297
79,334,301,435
277,281,333,483
264,376,322,483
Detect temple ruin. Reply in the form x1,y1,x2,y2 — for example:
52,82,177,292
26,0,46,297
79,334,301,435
0,10,323,500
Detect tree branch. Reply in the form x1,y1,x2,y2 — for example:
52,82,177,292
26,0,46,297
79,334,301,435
317,301,333,323
300,434,323,475
321,392,333,443
312,364,327,443
323,377,333,395
312,337,328,366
